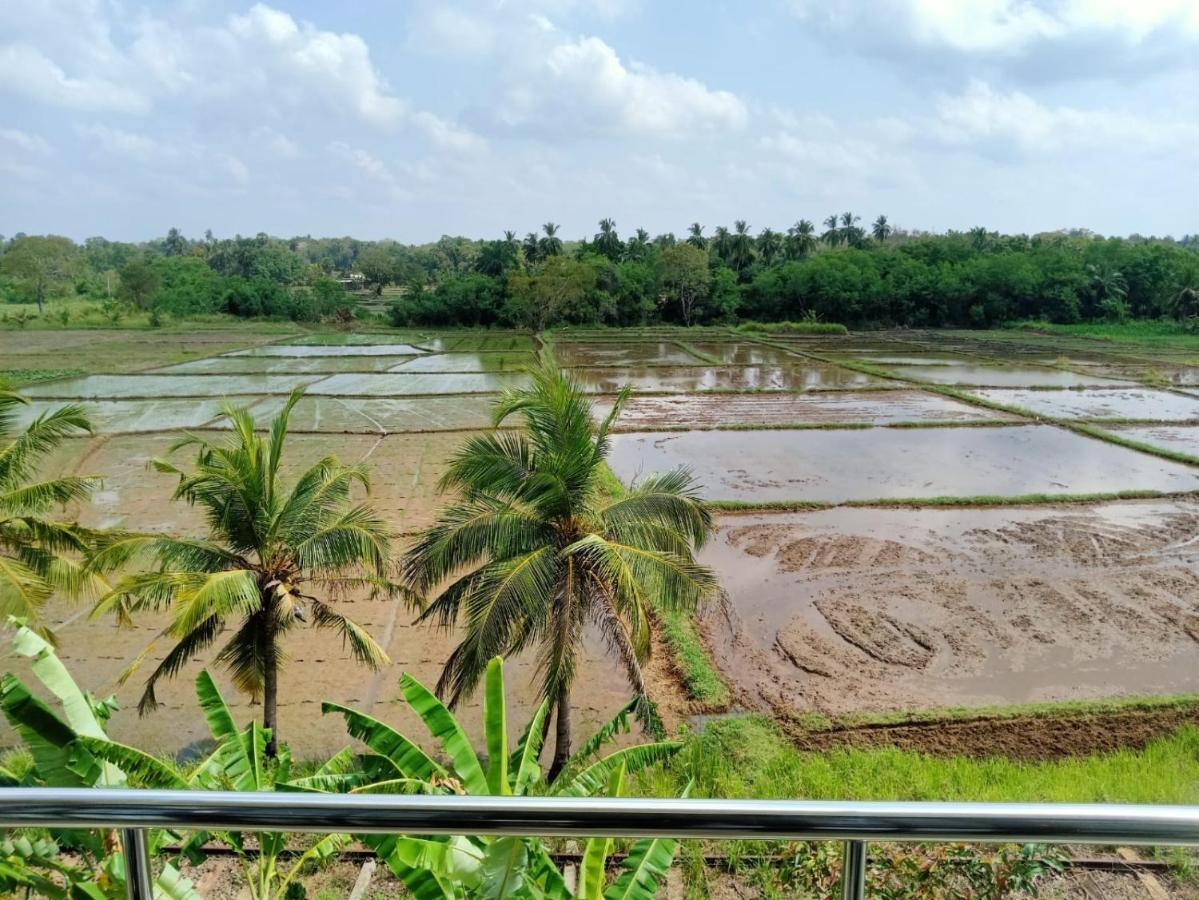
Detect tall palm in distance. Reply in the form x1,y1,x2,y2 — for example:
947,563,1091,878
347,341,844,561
89,390,398,756
540,222,563,257
686,222,707,249
730,220,755,273
786,219,817,259
872,215,892,243
595,218,622,259
0,388,99,639
402,362,716,777
522,232,543,267
822,214,841,246
757,227,782,265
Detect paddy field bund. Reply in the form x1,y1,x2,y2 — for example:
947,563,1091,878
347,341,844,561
4,324,1199,760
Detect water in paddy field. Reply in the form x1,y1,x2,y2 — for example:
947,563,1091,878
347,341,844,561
607,425,1199,502
8,326,1199,758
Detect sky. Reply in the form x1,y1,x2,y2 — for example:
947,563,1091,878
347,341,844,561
1,0,1196,243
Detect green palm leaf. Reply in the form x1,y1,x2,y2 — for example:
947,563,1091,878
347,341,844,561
320,701,444,780
603,781,693,900
579,761,626,898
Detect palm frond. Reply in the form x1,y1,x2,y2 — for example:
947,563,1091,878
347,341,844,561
309,599,388,669
138,615,224,714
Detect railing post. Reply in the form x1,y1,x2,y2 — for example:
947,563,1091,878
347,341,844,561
841,839,867,900
121,827,153,900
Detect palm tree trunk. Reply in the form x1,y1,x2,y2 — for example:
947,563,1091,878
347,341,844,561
548,683,572,782
263,632,279,758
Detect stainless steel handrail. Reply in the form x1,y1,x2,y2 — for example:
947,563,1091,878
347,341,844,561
3,789,1197,899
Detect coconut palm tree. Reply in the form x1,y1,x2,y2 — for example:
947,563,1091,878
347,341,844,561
540,223,563,258
786,219,817,259
840,211,864,247
712,225,732,264
821,214,841,246
0,388,98,638
686,222,707,249
523,232,543,267
757,227,782,265
89,390,398,756
1087,263,1128,302
1171,264,1199,320
730,220,755,273
626,227,651,261
872,215,892,243
402,362,716,777
594,218,622,260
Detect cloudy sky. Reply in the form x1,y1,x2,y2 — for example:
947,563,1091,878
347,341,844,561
1,0,1196,242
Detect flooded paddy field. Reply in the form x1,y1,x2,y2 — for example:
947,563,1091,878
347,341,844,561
701,502,1199,717
969,387,1199,421
594,390,1015,429
574,364,888,393
7,325,1199,758
880,364,1128,388
608,425,1199,502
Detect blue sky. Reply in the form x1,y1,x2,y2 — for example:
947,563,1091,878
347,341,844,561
1,0,1196,242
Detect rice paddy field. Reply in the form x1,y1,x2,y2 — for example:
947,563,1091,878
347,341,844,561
5,323,1199,770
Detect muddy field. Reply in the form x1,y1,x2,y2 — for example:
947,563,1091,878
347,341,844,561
701,502,1199,719
5,325,1199,760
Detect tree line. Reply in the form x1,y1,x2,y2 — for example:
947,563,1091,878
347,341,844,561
2,220,1197,328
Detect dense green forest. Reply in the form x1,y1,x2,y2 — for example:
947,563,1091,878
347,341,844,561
3,218,1197,329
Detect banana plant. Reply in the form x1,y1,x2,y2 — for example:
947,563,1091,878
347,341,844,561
304,656,686,898
78,670,350,900
0,618,200,898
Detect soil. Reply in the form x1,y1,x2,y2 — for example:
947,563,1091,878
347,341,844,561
701,501,1199,725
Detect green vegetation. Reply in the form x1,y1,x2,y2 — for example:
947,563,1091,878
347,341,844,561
0,369,85,386
734,320,848,335
791,692,1199,732
401,363,716,775
641,716,1199,805
3,223,1196,333
0,389,99,635
654,608,731,708
87,391,402,755
315,656,685,899
1009,318,1199,347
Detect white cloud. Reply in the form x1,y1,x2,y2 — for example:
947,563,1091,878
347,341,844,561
930,79,1199,154
0,129,53,155
494,35,747,138
227,4,406,128
412,112,487,154
0,44,148,112
77,124,251,188
786,0,1199,80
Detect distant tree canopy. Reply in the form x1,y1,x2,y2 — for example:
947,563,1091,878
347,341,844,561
2,221,1196,329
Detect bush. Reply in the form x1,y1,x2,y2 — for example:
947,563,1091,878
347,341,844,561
734,320,848,334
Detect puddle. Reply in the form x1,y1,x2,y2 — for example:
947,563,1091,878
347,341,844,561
306,372,529,396
701,502,1199,715
969,388,1199,421
883,364,1127,387
573,365,887,393
556,341,704,367
608,425,1199,501
593,390,1014,429
226,343,428,357
21,374,324,399
158,355,417,374
394,352,535,373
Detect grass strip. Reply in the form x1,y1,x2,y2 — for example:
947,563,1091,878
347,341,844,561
1066,423,1199,467
674,341,722,365
0,368,86,386
706,490,1185,512
638,716,1199,805
790,693,1199,732
653,608,731,710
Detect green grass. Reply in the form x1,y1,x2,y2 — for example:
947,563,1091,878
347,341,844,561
734,320,849,335
654,608,731,709
675,341,722,364
791,693,1199,732
640,716,1199,804
706,490,1181,513
1007,319,1199,348
0,368,85,386
707,499,836,512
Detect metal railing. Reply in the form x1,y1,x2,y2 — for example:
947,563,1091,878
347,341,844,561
2,788,1198,899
